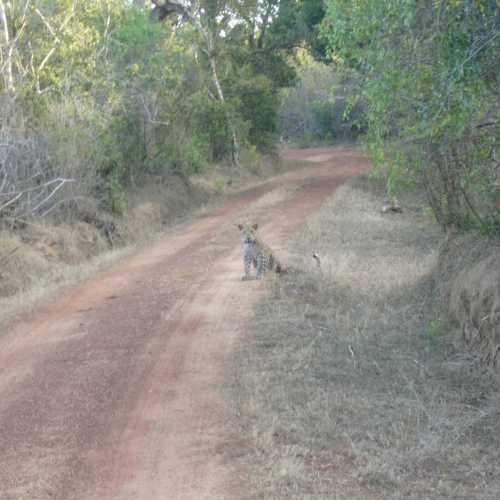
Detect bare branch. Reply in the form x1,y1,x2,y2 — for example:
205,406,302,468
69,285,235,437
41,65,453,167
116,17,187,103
0,245,20,265
0,0,14,91
34,7,59,41
0,191,22,212
29,178,74,214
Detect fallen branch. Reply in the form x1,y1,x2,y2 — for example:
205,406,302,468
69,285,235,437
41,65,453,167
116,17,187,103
29,178,74,214
0,177,75,217
0,245,20,265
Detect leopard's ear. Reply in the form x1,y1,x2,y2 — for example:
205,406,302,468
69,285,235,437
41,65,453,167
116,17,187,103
252,223,259,231
237,224,244,230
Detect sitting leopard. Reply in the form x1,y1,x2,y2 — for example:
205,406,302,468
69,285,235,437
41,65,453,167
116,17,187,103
237,223,284,280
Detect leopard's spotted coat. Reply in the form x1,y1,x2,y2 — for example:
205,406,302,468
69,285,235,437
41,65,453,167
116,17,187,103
238,223,283,280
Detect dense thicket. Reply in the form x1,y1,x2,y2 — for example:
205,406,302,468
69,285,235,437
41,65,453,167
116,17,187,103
279,50,365,144
319,0,499,232
0,0,297,218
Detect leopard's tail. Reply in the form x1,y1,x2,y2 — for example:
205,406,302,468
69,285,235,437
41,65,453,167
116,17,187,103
270,254,287,275
275,262,288,274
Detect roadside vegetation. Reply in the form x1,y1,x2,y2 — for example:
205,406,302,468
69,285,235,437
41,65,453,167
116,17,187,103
279,50,365,147
230,176,500,499
0,0,295,221
318,0,499,234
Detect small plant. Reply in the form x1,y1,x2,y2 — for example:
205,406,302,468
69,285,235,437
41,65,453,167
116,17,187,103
241,145,263,175
214,177,227,191
101,177,128,216
425,319,442,343
424,206,438,224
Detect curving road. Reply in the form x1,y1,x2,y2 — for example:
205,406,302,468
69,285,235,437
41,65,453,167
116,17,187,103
0,147,369,500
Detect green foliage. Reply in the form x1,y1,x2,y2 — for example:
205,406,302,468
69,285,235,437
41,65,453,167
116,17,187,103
302,0,325,27
100,176,128,215
301,0,328,60
279,52,365,143
224,19,298,153
234,75,279,151
320,0,500,232
214,177,227,191
267,0,304,50
0,0,309,218
386,163,406,199
240,144,264,174
191,95,233,161
425,319,442,348
248,48,297,89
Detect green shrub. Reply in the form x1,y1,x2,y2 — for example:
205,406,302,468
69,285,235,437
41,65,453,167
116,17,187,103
320,0,499,233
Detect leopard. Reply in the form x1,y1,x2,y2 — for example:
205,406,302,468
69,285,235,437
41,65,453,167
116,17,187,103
237,223,284,280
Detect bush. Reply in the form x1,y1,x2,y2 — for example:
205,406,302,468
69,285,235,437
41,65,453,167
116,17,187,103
279,52,365,143
232,75,280,153
320,0,500,232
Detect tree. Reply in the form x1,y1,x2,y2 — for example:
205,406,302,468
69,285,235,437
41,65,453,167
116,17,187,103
320,0,500,232
148,0,301,158
151,0,244,163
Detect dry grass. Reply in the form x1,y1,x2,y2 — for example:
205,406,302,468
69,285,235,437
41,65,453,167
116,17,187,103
247,185,300,211
191,153,297,195
0,222,109,296
0,241,132,327
0,174,213,327
437,235,500,380
229,175,500,499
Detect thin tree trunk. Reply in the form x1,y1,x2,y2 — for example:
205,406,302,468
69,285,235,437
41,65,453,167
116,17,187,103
422,167,446,230
163,2,241,165
0,0,14,92
207,54,240,165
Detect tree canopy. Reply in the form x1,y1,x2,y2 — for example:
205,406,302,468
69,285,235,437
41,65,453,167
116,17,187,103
0,0,303,216
319,0,499,232
1,0,498,232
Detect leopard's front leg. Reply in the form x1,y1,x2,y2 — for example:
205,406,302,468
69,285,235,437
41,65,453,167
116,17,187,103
255,252,264,279
242,245,253,280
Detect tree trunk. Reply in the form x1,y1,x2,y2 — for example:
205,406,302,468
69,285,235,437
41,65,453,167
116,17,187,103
0,0,14,92
207,54,240,165
154,2,241,165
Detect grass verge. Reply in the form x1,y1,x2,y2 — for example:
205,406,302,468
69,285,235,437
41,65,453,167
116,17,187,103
228,175,500,499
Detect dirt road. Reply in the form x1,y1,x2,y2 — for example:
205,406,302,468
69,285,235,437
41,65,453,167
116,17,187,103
0,147,369,500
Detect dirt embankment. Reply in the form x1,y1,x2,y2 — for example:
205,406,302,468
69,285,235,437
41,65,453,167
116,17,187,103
436,235,500,379
0,175,211,299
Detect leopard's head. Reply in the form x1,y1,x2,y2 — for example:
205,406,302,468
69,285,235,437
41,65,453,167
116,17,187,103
238,223,259,245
